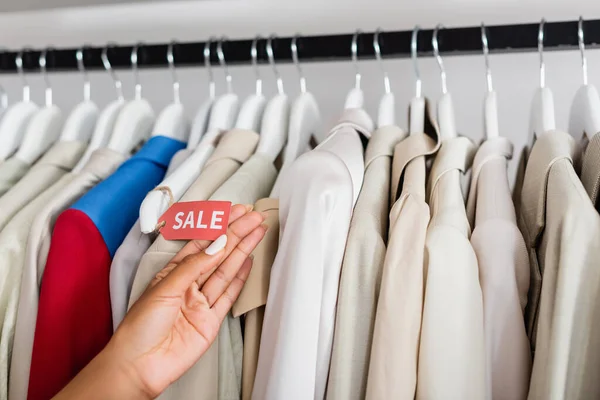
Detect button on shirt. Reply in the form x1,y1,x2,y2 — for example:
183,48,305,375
366,128,440,400
253,109,373,400
109,147,192,330
520,131,600,399
416,137,485,399
28,136,185,400
231,198,279,400
327,125,406,400
0,141,87,231
0,157,30,197
466,137,531,400
128,129,260,400
9,148,125,400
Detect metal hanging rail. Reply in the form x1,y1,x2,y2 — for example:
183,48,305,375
0,18,599,73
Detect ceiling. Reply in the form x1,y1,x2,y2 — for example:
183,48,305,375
0,0,189,13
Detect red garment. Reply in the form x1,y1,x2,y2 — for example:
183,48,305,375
28,209,112,400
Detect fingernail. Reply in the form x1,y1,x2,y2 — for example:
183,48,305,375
205,234,228,255
249,254,255,261
261,223,269,232
260,211,269,220
245,204,254,212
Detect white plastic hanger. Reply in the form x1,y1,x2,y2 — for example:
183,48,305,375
59,47,99,143
433,24,457,141
107,43,155,155
139,37,239,233
235,35,267,132
150,41,189,142
73,44,126,172
374,29,395,127
481,23,500,139
256,34,289,161
529,19,556,145
409,26,425,135
569,17,600,142
0,71,8,119
15,49,64,165
280,34,320,167
0,50,39,161
344,30,365,110
201,36,240,144
186,38,218,149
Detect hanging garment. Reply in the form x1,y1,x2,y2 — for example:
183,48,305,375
28,136,185,400
253,109,372,400
0,158,29,197
580,133,600,209
465,137,531,400
109,147,192,330
127,128,262,400
9,148,126,400
0,141,87,232
327,125,406,400
366,126,440,399
416,136,485,399
231,198,279,400
519,131,600,399
0,174,80,400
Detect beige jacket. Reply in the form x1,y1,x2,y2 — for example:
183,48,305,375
8,148,125,400
0,141,86,231
366,125,440,400
466,137,531,400
231,198,279,400
0,158,29,197
416,136,485,399
326,125,405,400
520,131,600,399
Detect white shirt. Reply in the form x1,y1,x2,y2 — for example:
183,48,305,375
466,137,531,400
253,109,373,400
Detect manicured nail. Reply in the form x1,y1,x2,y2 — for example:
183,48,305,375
261,223,269,232
260,211,269,220
205,234,228,255
245,204,254,212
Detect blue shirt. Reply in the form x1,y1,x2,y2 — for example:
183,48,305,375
71,136,186,257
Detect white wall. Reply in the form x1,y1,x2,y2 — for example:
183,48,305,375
0,0,599,184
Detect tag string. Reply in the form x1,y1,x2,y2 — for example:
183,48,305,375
152,186,175,233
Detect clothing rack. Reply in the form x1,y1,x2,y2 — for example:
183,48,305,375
1,18,599,73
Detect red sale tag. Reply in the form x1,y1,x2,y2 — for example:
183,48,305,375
158,201,232,240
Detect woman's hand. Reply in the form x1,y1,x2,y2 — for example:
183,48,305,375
55,204,267,400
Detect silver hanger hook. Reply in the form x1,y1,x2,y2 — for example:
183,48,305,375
39,47,53,107
578,16,588,86
432,24,447,94
101,43,124,102
131,42,144,100
267,34,284,95
204,37,216,100
538,18,546,88
217,36,233,93
16,49,30,102
251,35,263,96
411,25,422,98
352,30,362,90
291,34,307,93
481,23,493,92
167,41,181,104
76,46,91,102
374,28,391,94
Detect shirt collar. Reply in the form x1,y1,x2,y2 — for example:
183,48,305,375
132,136,187,168
465,137,513,225
365,125,407,168
520,130,579,247
35,140,87,171
205,129,259,167
81,148,127,180
330,108,374,139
